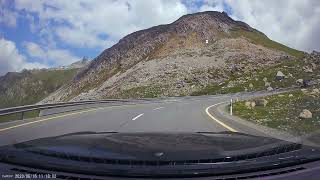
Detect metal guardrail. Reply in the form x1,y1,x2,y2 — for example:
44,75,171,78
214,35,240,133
0,99,150,121
0,81,318,122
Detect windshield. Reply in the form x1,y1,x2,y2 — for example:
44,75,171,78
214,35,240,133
0,0,320,178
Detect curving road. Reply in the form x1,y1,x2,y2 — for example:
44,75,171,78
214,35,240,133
0,92,286,147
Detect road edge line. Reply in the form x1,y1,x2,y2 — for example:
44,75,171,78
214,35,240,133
205,102,238,132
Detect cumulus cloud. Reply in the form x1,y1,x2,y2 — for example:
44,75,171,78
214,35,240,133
24,42,80,66
15,0,320,52
201,0,320,52
0,38,48,76
15,0,188,49
198,0,224,12
1,0,318,77
0,0,17,27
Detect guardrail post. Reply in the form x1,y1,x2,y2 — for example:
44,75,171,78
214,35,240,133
21,111,24,120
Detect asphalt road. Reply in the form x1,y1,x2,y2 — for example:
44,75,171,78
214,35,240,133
0,92,284,147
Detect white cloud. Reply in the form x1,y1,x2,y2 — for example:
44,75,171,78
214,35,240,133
199,0,224,12
0,38,48,76
222,0,320,52
14,0,188,49
10,0,320,53
24,42,80,66
0,0,17,27
185,0,320,52
55,26,114,48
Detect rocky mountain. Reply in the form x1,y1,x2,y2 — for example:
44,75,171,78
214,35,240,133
0,58,90,108
40,11,307,103
50,57,90,70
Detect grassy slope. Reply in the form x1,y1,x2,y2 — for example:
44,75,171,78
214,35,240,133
108,85,168,99
230,28,304,58
233,89,320,135
0,69,79,108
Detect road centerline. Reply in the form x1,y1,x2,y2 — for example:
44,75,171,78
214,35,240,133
205,102,238,132
132,113,144,121
153,107,164,111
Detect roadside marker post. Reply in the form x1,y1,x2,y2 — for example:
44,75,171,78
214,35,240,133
230,99,233,116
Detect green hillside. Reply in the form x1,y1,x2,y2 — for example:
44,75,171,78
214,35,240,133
0,69,79,108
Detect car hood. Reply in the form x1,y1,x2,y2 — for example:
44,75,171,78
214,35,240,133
3,132,320,177
1,131,296,161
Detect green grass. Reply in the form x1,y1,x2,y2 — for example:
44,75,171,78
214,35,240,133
230,28,304,58
108,85,167,99
233,89,320,135
190,83,244,96
0,110,39,123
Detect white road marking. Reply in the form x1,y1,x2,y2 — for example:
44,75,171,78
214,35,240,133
132,113,144,121
205,102,238,132
165,99,181,102
153,107,164,110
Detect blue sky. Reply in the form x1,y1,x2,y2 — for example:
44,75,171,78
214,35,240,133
0,0,320,76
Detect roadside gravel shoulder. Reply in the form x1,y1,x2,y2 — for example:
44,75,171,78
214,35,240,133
213,102,320,147
212,102,300,142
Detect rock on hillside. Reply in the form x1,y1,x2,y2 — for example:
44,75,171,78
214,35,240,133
40,11,303,103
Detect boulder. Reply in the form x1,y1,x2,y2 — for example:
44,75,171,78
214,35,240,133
267,86,274,91
312,88,320,94
263,77,268,82
296,79,304,84
288,94,294,97
245,101,256,109
311,88,320,97
245,101,251,109
255,99,268,107
275,71,285,80
301,88,308,94
299,109,312,119
249,83,254,88
303,66,313,73
250,101,256,108
265,82,271,87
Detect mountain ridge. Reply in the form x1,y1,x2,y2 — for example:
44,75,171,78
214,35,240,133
43,11,304,102
38,11,306,103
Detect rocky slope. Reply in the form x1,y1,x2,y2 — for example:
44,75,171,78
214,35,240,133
40,11,305,103
0,59,90,108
